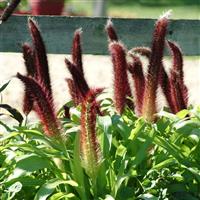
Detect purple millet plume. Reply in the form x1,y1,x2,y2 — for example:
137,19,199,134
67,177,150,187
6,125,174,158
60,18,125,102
131,46,176,113
65,58,89,99
22,43,36,77
128,54,145,116
105,19,119,42
22,43,36,115
0,0,21,23
28,18,52,96
66,78,82,105
17,73,60,137
80,88,103,178
142,11,171,122
72,29,84,75
167,40,188,112
109,42,132,114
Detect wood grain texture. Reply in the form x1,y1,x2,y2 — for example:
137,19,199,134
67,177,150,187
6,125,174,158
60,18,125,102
0,15,199,55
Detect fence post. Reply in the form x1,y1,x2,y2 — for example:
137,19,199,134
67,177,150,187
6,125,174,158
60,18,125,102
93,0,107,17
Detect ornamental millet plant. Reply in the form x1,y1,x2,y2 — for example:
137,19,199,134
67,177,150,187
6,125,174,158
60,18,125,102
22,42,36,115
130,47,175,114
17,73,61,137
80,88,103,180
18,18,61,137
127,54,145,116
66,29,86,106
141,11,170,122
167,40,188,113
130,41,188,115
108,11,188,121
106,20,133,114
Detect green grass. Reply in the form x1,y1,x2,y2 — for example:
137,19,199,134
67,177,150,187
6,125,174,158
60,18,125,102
68,1,200,19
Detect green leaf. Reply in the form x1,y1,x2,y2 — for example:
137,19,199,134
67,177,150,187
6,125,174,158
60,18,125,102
98,115,112,157
153,158,176,169
128,119,145,140
0,80,10,93
16,154,51,172
49,192,75,200
5,176,45,187
174,120,200,135
6,154,51,181
138,193,158,200
8,181,22,193
176,109,190,119
0,131,20,143
70,107,81,124
70,134,88,200
104,194,115,200
0,104,23,125
34,178,77,200
116,144,126,157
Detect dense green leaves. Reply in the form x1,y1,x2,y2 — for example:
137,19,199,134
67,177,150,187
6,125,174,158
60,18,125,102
0,100,200,199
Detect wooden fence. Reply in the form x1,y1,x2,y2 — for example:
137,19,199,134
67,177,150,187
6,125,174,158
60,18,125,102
0,16,199,55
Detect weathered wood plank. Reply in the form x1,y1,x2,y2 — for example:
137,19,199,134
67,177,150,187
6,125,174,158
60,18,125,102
0,16,199,55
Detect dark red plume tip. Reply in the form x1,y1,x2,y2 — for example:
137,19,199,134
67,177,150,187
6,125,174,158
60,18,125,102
109,42,131,114
72,29,84,76
142,12,170,121
28,18,52,96
105,19,119,42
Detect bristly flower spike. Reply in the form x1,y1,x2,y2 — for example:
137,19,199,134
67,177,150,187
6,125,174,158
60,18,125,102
28,18,52,96
72,28,84,75
105,19,119,42
109,42,132,114
17,73,61,137
66,78,82,106
0,0,21,23
131,46,177,113
141,10,171,122
22,43,36,77
80,88,103,180
22,43,36,115
128,54,145,116
65,58,90,99
167,40,188,112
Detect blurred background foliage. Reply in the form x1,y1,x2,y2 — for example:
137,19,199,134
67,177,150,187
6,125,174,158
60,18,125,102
111,0,200,6
0,0,199,19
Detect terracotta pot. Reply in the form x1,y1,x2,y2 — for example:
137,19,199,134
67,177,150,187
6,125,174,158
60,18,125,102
29,0,64,15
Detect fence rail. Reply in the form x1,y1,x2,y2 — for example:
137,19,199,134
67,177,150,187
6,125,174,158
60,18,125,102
0,16,199,55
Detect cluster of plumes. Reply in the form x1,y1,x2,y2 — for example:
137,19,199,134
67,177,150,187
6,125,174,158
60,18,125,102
17,13,188,176
17,18,60,136
18,19,103,175
0,0,21,23
64,29,104,176
106,11,188,122
65,29,103,115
